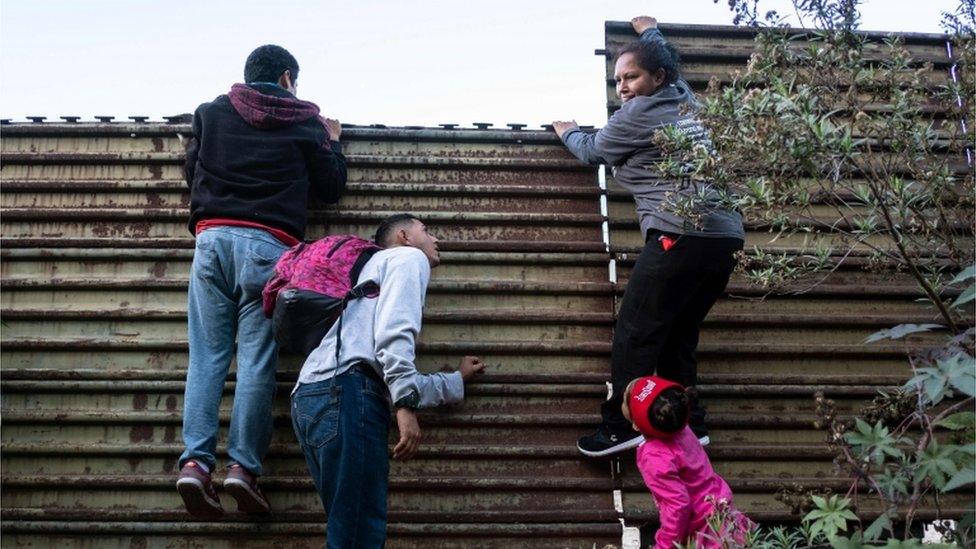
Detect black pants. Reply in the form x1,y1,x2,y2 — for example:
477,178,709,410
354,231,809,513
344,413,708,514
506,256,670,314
601,229,742,436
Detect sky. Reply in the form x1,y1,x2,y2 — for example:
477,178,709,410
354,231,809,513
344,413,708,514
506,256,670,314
0,0,962,127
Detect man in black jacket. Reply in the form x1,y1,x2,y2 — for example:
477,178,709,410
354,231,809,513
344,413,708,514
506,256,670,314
176,44,347,518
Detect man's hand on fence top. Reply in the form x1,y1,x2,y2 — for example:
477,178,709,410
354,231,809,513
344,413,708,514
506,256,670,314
458,356,486,381
393,407,421,460
631,16,657,34
551,120,579,139
323,118,342,141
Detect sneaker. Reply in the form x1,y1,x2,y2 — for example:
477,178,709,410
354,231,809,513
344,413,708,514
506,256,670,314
698,435,711,446
577,425,643,457
176,460,224,519
223,464,271,515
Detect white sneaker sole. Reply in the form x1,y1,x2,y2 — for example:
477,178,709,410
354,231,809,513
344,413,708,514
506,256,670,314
577,434,644,458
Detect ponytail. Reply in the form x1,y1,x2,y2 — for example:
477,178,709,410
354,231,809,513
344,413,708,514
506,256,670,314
650,388,690,434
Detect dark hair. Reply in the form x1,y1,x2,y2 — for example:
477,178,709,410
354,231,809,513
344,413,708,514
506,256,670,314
649,387,690,434
373,213,420,247
616,39,681,86
244,45,299,85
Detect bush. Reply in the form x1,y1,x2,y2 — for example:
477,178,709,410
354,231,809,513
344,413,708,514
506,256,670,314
655,0,976,546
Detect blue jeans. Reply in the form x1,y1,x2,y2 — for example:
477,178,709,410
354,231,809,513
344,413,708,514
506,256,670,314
292,367,391,548
180,226,288,475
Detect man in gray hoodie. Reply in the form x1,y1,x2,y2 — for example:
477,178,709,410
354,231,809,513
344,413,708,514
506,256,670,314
292,213,485,547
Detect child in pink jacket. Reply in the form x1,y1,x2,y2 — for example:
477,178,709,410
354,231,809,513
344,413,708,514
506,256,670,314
623,376,754,548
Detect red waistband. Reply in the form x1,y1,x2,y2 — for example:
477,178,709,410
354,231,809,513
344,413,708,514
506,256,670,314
194,218,300,247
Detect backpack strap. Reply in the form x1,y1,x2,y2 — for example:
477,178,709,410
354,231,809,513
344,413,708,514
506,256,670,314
349,247,379,287
328,279,382,394
331,244,380,368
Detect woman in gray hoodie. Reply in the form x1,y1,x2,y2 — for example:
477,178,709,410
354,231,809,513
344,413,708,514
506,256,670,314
553,16,745,457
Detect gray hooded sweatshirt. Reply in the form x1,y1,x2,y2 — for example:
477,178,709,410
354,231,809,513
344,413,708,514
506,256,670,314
295,246,463,410
561,28,745,241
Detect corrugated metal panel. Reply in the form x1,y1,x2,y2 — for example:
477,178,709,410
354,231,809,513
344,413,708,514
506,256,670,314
0,122,620,548
601,22,953,98
601,21,972,538
1,21,970,548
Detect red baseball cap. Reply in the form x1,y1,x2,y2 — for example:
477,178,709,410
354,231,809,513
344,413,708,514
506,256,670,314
627,376,686,439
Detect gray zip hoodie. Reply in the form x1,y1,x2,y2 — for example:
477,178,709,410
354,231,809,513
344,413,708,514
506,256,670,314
561,28,744,241
295,246,464,410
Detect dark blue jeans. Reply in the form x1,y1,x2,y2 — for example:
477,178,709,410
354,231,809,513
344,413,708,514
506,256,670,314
292,367,391,548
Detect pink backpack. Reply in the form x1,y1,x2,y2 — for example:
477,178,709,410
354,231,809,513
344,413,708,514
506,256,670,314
262,235,381,356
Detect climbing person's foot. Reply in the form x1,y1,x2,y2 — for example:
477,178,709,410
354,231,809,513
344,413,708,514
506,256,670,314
577,425,643,457
224,464,272,515
176,460,224,519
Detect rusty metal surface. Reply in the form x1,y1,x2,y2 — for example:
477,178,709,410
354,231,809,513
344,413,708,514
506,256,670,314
601,21,952,98
1,21,970,548
1,119,622,548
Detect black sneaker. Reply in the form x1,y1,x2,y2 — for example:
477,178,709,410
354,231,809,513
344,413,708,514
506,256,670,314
577,425,643,457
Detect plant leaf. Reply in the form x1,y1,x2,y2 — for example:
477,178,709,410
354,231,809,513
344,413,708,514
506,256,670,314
903,355,974,405
917,442,959,490
865,323,942,343
829,536,860,549
810,494,827,509
839,510,859,522
950,265,976,285
936,411,975,431
951,282,976,310
864,512,892,541
943,353,976,397
944,467,976,491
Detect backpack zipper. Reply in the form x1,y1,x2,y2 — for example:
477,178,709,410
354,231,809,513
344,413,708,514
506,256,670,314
326,236,353,258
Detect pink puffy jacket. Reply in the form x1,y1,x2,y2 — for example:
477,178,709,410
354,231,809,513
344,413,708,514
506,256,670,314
637,426,754,548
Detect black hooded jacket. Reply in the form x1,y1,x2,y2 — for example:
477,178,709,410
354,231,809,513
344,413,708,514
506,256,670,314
184,83,347,240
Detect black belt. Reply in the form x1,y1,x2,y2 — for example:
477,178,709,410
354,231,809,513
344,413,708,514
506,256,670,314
354,361,384,385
